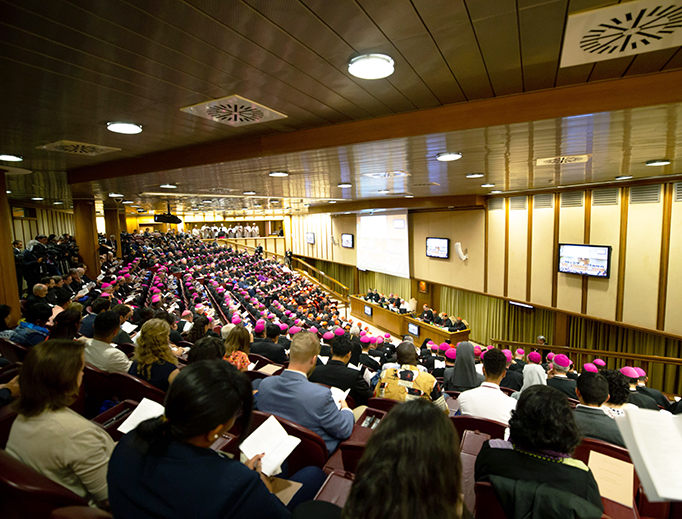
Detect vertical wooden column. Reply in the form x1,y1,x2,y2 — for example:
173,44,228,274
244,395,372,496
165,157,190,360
104,206,122,258
73,199,100,275
553,311,569,346
0,172,21,325
118,211,127,234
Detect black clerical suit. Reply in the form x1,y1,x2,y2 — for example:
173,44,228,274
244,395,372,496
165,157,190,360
547,376,577,399
309,359,373,406
627,389,659,410
250,338,288,364
636,385,671,410
500,369,523,391
420,309,433,322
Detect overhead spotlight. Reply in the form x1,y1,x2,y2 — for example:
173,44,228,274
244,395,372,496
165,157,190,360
436,152,462,162
160,184,177,189
378,189,389,194
31,197,44,201
329,200,337,204
107,122,143,134
337,183,352,188
269,171,289,177
0,154,22,162
6,190,11,194
481,183,495,188
108,192,124,198
490,190,502,194
53,201,64,205
122,200,134,204
645,159,670,166
348,53,395,79
405,194,414,198
466,173,484,179
615,175,633,180
243,190,256,195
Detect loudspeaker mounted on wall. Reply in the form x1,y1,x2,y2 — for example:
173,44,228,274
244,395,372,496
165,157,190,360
455,242,468,261
330,235,338,246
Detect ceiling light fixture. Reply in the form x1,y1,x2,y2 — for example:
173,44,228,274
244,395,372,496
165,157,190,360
53,201,64,205
122,200,134,204
107,122,143,134
329,200,337,204
348,54,395,80
0,154,22,162
108,192,123,198
202,200,211,204
31,197,44,201
160,184,177,189
254,204,261,208
466,173,484,179
6,190,11,194
490,190,502,194
615,175,633,180
243,190,256,195
436,152,462,162
269,171,289,177
645,159,670,166
481,183,495,188
378,189,389,194
405,195,414,198
337,183,352,188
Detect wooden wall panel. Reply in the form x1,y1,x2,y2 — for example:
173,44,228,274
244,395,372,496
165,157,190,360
586,202,621,320
556,206,585,314
622,191,664,329
665,193,682,335
507,201,528,301
530,200,555,307
487,205,506,297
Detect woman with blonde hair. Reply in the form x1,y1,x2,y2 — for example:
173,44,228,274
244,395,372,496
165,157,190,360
223,325,251,371
128,318,180,391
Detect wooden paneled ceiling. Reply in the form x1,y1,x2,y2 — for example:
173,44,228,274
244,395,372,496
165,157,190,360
1,0,682,212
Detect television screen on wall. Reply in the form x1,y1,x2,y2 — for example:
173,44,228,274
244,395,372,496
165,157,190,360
558,243,612,279
341,233,354,248
408,322,419,336
364,305,373,317
426,237,450,259
305,232,315,245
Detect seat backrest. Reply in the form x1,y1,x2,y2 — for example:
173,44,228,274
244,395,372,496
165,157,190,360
248,353,275,369
0,449,87,519
460,430,491,514
50,506,113,519
0,338,28,363
366,397,400,412
451,416,507,440
82,364,117,418
0,362,21,384
339,441,365,474
499,386,515,396
91,400,139,442
114,343,135,357
314,470,355,508
110,372,166,405
176,341,193,349
474,481,506,519
0,403,18,449
245,370,270,382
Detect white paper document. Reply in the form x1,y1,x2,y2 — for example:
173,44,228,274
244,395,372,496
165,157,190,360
120,321,138,334
239,415,301,477
117,398,164,434
330,387,350,410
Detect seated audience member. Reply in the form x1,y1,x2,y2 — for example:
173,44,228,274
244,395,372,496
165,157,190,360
111,304,135,345
84,310,131,374
129,319,180,392
458,348,517,425
6,340,114,508
154,311,184,345
620,366,659,410
220,323,236,340
250,323,288,364
294,399,465,519
443,342,483,392
600,369,637,418
375,342,448,413
257,331,354,453
108,361,326,518
512,363,546,400
358,334,380,372
309,334,373,406
49,304,83,341
0,303,16,339
634,367,671,410
48,289,72,326
185,315,218,344
475,386,603,515
176,310,193,334
510,348,526,371
499,349,523,391
223,325,251,371
43,276,58,305
0,374,19,408
187,336,225,363
79,298,111,338
573,372,626,448
546,354,578,398
25,283,49,308
10,303,52,347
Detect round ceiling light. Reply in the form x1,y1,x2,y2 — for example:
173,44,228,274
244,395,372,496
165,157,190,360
0,154,22,162
243,190,256,195
490,190,502,194
645,159,670,166
348,54,395,80
108,192,124,198
53,201,64,205
436,152,462,162
269,171,289,177
122,200,134,204
337,183,352,188
107,122,143,134
160,184,177,189
31,197,44,201
466,173,484,179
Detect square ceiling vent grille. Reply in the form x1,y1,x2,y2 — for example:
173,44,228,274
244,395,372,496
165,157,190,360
181,94,287,127
37,140,120,156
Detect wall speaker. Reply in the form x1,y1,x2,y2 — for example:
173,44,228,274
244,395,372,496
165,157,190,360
455,242,468,261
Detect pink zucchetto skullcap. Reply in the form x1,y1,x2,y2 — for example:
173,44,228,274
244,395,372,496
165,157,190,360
430,343,439,352
124,274,131,279
548,363,554,371
369,336,378,344
515,349,525,356
501,349,513,362
593,358,606,367
289,326,301,335
151,295,161,303
101,283,111,289
553,354,572,368
634,367,646,378
310,327,318,334
583,363,598,373
117,276,125,282
152,288,161,294
547,352,555,361
232,316,241,325
279,324,289,332
474,346,482,357
439,342,449,352
334,328,345,336
257,319,266,325
360,336,370,344
620,366,639,379
261,310,268,316
208,316,213,323
384,333,390,339
445,348,457,360
254,323,265,333
181,310,192,317
284,310,291,316
195,304,204,310
323,331,334,341
528,352,542,364
360,330,367,336
268,314,275,320
376,337,384,345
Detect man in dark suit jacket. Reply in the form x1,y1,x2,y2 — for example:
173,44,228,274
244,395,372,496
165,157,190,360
620,366,659,410
635,369,671,410
546,355,577,399
79,298,112,338
250,324,288,364
500,358,523,391
419,305,433,322
573,372,626,448
309,335,373,406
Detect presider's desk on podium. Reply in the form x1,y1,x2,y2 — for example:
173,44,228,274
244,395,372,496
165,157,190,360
350,295,471,344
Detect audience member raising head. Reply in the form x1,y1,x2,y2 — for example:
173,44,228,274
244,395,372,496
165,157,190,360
188,336,225,363
223,324,252,371
185,314,210,344
129,318,180,392
6,340,114,508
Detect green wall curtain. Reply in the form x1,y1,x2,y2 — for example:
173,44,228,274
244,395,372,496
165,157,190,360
314,260,354,293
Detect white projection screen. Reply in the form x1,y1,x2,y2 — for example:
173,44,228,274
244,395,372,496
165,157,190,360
356,211,410,279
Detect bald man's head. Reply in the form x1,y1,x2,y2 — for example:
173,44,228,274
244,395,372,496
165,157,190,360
396,341,419,365
33,284,48,298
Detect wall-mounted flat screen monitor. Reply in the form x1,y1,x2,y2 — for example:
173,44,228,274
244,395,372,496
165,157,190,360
364,305,373,317
408,322,419,336
341,233,354,248
305,232,315,245
558,243,612,279
426,237,450,259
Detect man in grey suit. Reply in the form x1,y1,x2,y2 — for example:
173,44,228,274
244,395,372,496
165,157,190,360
573,372,626,448
256,330,355,453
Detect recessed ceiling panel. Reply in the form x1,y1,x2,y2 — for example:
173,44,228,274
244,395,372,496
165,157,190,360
180,94,287,127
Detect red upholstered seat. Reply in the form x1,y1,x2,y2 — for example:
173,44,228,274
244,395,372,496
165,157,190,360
0,403,18,449
248,353,279,370
499,386,515,396
110,372,165,405
82,363,118,418
50,506,112,519
450,416,507,440
0,449,88,519
474,481,506,519
314,470,355,508
114,343,135,357
91,400,139,442
461,430,491,514
0,338,29,363
366,397,400,412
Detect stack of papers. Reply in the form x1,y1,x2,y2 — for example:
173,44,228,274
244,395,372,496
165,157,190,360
117,398,164,434
239,415,301,477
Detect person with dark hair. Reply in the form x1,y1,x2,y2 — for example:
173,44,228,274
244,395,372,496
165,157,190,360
475,386,603,515
573,372,625,448
0,303,17,340
10,303,52,347
250,323,288,364
620,366,659,410
458,348,517,425
49,304,83,341
111,304,135,345
309,335,373,406
600,369,637,418
443,342,483,392
79,298,112,338
108,361,326,518
188,336,225,363
135,306,155,327
13,239,24,297
374,342,448,412
185,315,214,344
6,340,114,508
223,325,252,371
154,311,184,345
47,288,72,326
294,399,465,519
84,310,131,374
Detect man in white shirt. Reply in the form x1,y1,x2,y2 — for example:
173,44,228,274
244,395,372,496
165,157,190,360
84,310,132,374
458,348,516,425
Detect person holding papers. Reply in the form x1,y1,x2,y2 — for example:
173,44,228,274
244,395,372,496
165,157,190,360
257,331,355,453
84,310,131,374
108,361,325,518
